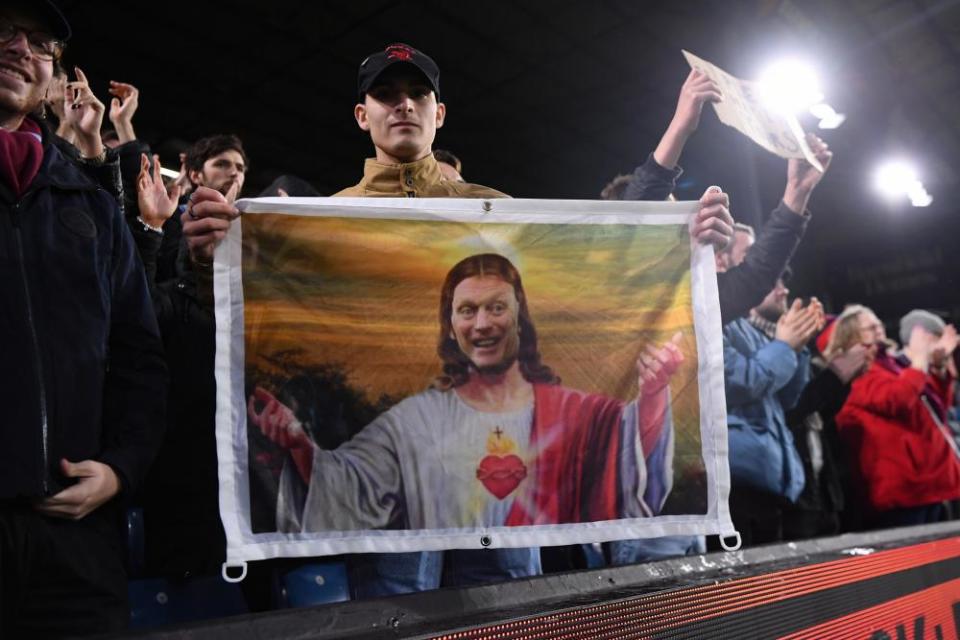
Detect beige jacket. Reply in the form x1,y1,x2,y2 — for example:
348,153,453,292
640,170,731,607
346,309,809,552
197,154,507,306
335,155,508,199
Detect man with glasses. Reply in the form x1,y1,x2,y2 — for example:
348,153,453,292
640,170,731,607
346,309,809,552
0,2,167,635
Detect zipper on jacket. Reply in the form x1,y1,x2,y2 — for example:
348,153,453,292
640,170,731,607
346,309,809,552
10,200,51,494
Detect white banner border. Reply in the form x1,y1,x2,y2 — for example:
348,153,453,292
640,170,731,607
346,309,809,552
215,197,735,563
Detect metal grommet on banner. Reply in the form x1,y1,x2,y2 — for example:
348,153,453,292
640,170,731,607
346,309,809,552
719,531,742,552
481,200,492,212
221,561,248,583
480,535,492,547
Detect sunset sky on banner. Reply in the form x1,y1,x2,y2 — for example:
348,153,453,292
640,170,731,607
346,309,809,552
241,211,705,509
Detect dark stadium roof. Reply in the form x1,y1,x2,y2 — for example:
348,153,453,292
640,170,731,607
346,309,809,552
60,0,960,321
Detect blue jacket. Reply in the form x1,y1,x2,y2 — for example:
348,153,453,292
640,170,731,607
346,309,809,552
0,121,167,500
723,318,809,501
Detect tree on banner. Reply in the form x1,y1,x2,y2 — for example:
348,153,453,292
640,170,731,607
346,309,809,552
248,253,683,532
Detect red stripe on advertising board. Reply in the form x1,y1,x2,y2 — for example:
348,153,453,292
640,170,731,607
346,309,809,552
780,578,960,640
429,537,960,639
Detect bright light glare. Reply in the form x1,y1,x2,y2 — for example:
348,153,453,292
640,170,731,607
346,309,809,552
809,102,846,129
874,162,917,198
908,185,933,207
817,113,846,130
808,103,834,119
874,161,933,207
757,59,824,114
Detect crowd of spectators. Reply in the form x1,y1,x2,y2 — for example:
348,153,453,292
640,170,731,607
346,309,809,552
2,2,959,636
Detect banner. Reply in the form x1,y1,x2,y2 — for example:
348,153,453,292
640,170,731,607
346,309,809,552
682,50,823,171
213,197,734,566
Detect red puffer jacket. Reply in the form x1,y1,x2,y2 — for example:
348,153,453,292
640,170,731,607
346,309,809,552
835,355,960,512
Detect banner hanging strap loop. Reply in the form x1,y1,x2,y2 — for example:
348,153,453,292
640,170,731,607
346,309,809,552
222,561,249,583
719,531,742,552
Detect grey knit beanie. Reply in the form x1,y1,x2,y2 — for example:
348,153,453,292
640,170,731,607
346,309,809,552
899,309,945,345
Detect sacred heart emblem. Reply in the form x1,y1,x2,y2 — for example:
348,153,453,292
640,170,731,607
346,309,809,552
476,454,527,500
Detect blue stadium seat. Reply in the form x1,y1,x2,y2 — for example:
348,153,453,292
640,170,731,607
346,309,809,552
128,576,248,628
126,508,248,628
279,562,350,607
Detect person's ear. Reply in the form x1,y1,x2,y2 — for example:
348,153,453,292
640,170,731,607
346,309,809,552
435,101,446,130
355,103,370,131
188,169,203,186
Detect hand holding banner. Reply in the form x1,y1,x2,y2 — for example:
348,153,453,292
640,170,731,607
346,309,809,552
682,50,823,172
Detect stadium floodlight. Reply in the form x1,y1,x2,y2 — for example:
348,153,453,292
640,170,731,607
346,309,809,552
757,59,824,114
873,160,933,207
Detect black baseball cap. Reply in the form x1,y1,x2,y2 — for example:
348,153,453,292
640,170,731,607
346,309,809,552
357,43,440,100
7,0,71,41
6,1,71,42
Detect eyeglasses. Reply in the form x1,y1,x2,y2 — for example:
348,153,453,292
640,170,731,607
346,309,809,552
0,20,63,61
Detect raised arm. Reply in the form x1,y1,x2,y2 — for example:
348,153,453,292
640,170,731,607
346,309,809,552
716,135,833,323
622,70,722,201
653,70,722,170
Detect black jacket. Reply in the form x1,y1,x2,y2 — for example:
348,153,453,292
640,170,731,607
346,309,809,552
0,120,167,500
127,218,225,575
785,360,850,515
622,154,809,323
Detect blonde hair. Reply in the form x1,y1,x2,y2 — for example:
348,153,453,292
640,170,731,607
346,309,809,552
823,304,872,360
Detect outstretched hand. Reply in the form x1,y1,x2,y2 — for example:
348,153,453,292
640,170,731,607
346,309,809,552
137,153,181,229
248,387,314,484
34,459,120,520
248,387,310,449
637,332,685,397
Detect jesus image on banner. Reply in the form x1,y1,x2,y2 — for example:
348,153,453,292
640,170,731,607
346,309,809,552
247,253,683,533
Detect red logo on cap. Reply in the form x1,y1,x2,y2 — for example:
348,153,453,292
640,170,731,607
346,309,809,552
386,44,415,62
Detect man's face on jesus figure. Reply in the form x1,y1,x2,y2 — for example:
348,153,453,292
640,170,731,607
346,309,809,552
450,275,521,372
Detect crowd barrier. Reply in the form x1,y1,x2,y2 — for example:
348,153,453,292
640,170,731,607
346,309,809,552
104,520,960,639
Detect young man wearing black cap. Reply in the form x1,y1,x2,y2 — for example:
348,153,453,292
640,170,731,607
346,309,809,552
0,2,167,635
182,43,734,597
337,42,529,598
336,43,504,198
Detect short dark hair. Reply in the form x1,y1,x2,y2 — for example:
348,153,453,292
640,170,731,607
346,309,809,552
433,149,461,174
101,126,119,145
732,222,755,238
184,134,248,174
600,174,632,201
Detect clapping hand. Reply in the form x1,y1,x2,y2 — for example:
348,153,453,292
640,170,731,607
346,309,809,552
776,298,825,351
108,80,139,143
137,153,181,229
62,67,105,159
